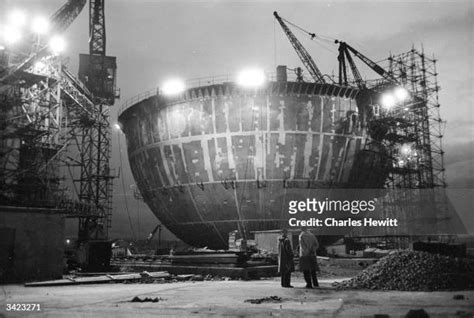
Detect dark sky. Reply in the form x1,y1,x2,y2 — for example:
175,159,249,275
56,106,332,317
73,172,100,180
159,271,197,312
2,0,473,238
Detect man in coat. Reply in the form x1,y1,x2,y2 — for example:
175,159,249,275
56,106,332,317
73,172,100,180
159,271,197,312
277,228,294,288
299,228,319,288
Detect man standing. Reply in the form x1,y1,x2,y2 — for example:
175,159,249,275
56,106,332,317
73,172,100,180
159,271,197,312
299,228,319,288
277,228,294,288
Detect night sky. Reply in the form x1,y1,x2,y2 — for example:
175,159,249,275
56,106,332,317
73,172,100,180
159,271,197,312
2,0,473,238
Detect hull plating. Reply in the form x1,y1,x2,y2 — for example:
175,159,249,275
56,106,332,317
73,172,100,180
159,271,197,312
119,82,383,248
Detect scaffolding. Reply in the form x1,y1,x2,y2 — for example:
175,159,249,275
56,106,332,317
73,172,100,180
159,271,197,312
1,0,116,243
363,47,446,190
0,44,113,239
348,47,459,239
1,56,65,207
386,47,446,189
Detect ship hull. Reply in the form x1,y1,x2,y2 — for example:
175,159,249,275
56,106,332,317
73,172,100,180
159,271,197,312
119,82,385,249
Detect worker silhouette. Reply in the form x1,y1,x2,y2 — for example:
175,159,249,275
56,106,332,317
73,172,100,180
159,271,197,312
299,228,319,288
277,228,295,288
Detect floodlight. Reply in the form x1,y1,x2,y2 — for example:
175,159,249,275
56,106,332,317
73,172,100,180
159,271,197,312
237,68,265,87
161,79,185,95
114,123,122,130
400,144,412,156
8,10,27,27
3,26,22,44
31,16,50,35
394,87,409,102
49,35,66,55
381,93,396,109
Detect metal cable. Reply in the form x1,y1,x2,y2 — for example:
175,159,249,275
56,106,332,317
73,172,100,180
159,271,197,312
282,16,336,44
273,18,278,70
309,39,338,55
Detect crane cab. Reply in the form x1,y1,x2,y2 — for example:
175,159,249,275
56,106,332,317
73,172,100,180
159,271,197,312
78,53,117,105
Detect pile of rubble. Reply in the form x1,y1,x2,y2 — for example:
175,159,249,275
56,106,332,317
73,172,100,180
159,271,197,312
333,251,474,291
131,296,165,303
244,296,282,304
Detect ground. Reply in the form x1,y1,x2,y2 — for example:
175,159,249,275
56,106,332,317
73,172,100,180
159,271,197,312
1,275,473,317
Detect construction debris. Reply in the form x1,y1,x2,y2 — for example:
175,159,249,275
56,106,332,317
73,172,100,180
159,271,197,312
162,252,247,267
110,256,277,280
25,271,238,287
175,274,195,281
25,271,170,287
191,274,204,281
244,296,282,304
131,296,164,303
333,251,474,291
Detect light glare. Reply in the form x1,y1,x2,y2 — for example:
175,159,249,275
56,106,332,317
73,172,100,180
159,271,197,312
394,87,409,102
237,68,265,87
400,144,412,156
381,93,396,109
31,16,50,35
161,79,185,95
34,61,46,71
49,35,66,55
3,26,22,44
8,10,27,27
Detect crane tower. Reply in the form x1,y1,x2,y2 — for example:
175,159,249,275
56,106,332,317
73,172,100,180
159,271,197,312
77,0,117,241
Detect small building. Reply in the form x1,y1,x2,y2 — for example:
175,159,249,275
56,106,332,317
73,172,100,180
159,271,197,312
0,206,65,283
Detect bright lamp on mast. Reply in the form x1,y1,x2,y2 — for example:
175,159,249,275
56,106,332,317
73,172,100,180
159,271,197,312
161,79,186,96
394,87,409,102
381,93,396,110
237,68,266,88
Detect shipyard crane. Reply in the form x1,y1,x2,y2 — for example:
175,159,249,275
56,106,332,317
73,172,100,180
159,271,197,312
337,41,363,88
76,0,117,242
51,0,88,34
335,40,398,88
0,0,115,271
273,12,325,84
79,0,117,105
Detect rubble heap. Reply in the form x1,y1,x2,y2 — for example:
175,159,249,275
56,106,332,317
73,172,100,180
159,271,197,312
333,251,474,291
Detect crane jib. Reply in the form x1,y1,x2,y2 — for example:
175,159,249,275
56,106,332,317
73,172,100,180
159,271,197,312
273,12,326,84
